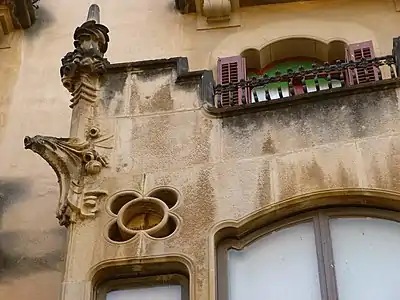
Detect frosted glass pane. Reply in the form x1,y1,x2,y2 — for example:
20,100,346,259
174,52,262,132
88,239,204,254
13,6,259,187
106,285,181,300
330,218,400,300
227,222,321,300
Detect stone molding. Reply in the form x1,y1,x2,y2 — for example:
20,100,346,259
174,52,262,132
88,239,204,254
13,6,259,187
24,130,113,226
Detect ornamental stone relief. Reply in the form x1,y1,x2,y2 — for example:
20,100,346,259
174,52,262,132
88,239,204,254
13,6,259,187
60,4,110,108
105,187,180,243
24,127,113,226
23,5,114,227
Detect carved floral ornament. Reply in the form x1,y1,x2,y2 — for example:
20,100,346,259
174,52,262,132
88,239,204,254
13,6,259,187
24,127,114,227
106,187,181,243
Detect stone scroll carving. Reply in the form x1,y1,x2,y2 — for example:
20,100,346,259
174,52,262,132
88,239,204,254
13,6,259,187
60,4,110,108
202,0,232,23
24,130,113,227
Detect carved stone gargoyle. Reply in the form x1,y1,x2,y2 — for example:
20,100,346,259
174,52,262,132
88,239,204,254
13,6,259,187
60,4,110,95
24,133,112,226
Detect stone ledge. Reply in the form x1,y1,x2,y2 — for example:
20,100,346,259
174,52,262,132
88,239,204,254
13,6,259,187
106,57,209,85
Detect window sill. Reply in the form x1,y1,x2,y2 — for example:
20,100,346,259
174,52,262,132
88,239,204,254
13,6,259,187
203,78,400,118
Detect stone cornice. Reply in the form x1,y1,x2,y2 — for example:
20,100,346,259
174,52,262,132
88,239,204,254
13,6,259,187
105,57,207,83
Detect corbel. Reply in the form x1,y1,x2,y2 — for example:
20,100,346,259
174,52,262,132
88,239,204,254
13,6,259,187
203,0,232,23
23,128,113,227
196,0,241,30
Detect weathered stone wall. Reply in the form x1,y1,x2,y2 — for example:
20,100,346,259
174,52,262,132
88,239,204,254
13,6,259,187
2,0,400,299
54,65,400,300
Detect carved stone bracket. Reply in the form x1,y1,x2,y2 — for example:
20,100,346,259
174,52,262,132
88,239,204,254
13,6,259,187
24,129,113,227
60,4,110,107
202,0,232,23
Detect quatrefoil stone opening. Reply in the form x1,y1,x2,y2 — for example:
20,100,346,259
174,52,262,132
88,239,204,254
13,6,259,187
106,187,179,243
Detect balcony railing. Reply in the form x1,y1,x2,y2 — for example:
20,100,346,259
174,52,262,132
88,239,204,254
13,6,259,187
214,55,397,108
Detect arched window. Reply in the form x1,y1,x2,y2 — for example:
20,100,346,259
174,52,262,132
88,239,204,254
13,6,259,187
217,208,400,300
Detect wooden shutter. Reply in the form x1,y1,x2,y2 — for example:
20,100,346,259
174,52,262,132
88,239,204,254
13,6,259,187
345,41,379,85
217,56,248,106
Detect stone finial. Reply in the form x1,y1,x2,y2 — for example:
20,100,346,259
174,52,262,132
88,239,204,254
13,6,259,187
86,4,100,23
60,4,110,94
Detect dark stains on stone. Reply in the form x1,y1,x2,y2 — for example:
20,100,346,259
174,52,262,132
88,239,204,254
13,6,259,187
0,178,66,278
100,72,128,111
221,111,265,133
133,114,171,170
277,161,297,200
221,88,400,159
371,154,385,189
180,167,215,290
136,69,171,81
337,161,355,187
0,228,66,279
129,79,139,114
346,90,398,139
388,139,400,190
261,133,276,154
24,6,55,38
0,178,28,219
348,95,368,139
255,160,271,208
138,84,173,114
302,158,326,189
190,115,212,165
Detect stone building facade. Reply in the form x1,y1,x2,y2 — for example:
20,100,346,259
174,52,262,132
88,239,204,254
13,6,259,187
3,0,400,299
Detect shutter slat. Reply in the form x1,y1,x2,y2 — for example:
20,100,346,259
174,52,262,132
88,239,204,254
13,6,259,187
217,56,248,106
345,40,379,85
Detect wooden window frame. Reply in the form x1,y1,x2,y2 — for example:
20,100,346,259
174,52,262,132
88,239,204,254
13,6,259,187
217,207,400,300
96,273,189,300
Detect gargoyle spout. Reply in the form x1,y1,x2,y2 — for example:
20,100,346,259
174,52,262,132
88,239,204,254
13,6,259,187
24,135,76,226
24,134,110,226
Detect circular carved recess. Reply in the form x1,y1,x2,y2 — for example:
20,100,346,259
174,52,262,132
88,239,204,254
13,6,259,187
147,187,179,209
150,215,178,239
117,198,169,239
88,127,100,138
107,220,135,243
108,191,141,215
82,150,96,163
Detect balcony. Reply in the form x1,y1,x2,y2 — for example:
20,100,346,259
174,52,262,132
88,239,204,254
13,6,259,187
210,37,400,114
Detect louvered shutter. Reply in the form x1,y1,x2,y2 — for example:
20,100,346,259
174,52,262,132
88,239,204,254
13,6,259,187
345,41,379,85
217,56,248,106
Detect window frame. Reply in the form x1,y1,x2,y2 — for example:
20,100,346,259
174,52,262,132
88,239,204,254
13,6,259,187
96,273,189,300
216,207,400,300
